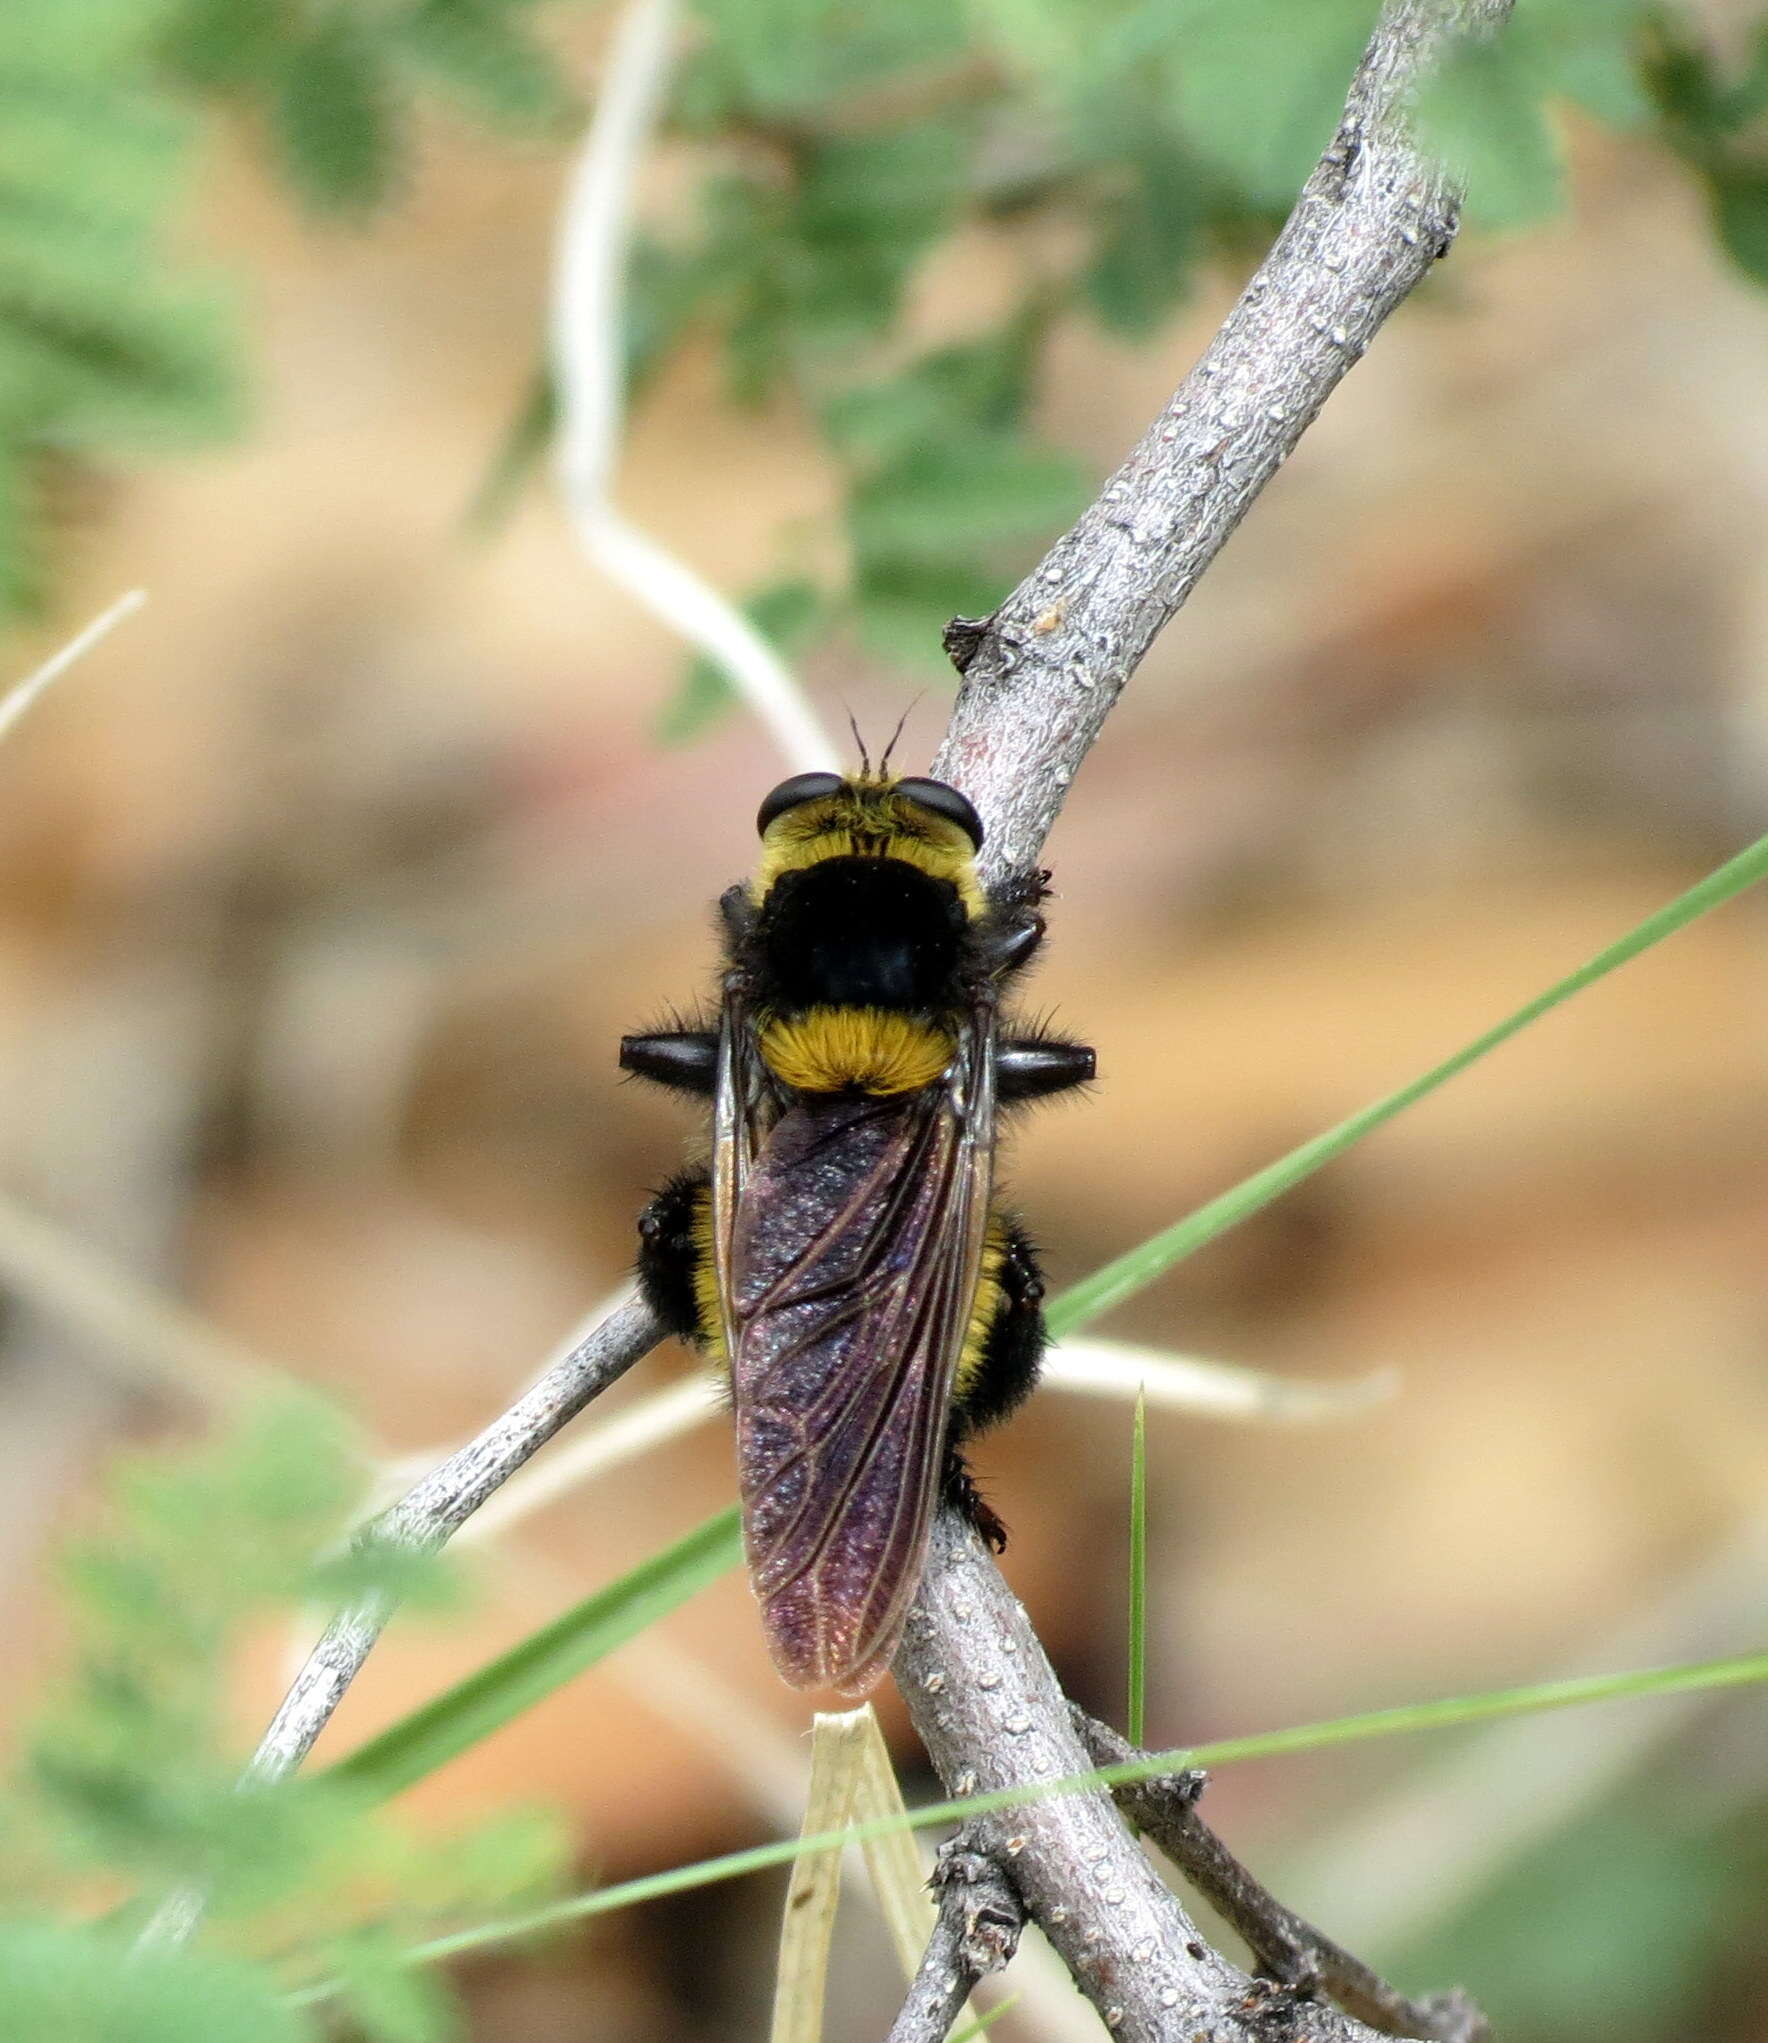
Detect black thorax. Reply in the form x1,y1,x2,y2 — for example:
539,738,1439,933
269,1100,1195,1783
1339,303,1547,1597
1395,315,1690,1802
748,858,971,1015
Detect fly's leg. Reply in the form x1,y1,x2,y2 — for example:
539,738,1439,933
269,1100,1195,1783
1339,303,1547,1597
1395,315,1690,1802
944,1455,1010,1554
621,1030,719,1095
997,1036,1095,1100
635,1165,714,1345
942,1218,1048,1549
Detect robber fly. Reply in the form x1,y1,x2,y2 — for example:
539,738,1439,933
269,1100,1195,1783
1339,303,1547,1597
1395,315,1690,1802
621,768,1093,1694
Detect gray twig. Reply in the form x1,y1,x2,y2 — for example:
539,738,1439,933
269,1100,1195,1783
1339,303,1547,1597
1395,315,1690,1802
884,1831,1023,2043
1075,1710,1489,2043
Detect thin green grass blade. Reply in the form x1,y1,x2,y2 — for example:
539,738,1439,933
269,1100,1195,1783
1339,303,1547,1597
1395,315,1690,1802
1048,828,1768,1338
1128,1387,1147,1748
287,1643,1768,2002
325,1507,742,1800
950,1994,1019,2039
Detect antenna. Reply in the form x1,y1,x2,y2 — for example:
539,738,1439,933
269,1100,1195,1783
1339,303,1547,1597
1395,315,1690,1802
846,708,872,775
878,697,920,773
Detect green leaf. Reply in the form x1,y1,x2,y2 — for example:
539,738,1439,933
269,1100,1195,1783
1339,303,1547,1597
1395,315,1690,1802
826,317,1045,465
791,124,968,349
1639,24,1767,158
0,17,240,643
0,1922,312,2043
158,0,287,90
683,0,966,123
850,440,1083,560
1168,0,1375,203
1415,39,1565,230
694,120,970,399
270,9,406,218
1084,138,1203,339
1509,0,1654,131
827,323,1084,670
311,1534,464,1615
330,1932,462,2043
462,366,555,534
0,0,178,72
1401,1809,1738,2040
102,1394,360,1598
967,0,1093,90
657,578,828,746
0,71,187,222
851,561,1005,671
0,16,241,562
624,234,720,389
0,454,38,614
1707,166,1768,289
398,0,576,134
21,1395,385,1907
1731,22,1768,130
850,439,1085,667
0,281,235,444
327,1508,744,1801
1049,823,1768,1338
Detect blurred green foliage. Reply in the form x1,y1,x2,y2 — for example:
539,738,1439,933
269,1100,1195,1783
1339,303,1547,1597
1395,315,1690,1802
3,0,1768,692
1645,11,1768,287
1396,1791,1768,2043
0,1396,565,2043
0,0,571,615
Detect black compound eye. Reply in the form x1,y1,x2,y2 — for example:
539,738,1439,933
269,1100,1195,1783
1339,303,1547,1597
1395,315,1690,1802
894,776,984,849
757,771,845,836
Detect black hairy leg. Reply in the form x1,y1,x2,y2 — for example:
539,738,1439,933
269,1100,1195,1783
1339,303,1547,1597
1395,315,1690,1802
943,1450,1010,1553
986,866,1054,919
942,1216,1049,1546
980,908,1045,979
635,1165,712,1343
717,881,757,952
958,1217,1048,1435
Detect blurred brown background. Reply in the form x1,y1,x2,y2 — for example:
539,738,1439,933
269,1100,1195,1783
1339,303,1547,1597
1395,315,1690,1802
2,87,1767,2043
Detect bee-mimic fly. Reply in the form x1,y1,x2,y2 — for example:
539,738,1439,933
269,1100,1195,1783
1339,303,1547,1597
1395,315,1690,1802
621,769,1093,1694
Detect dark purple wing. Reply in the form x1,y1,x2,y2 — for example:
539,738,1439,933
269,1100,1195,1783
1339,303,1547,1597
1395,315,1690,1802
726,1032,994,1693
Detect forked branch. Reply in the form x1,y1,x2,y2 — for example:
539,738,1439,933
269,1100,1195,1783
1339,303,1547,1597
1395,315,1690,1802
1076,1710,1488,2043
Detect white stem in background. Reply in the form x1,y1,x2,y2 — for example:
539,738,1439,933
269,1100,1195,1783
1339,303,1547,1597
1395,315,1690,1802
1044,1339,1399,1423
0,588,146,744
550,0,839,773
